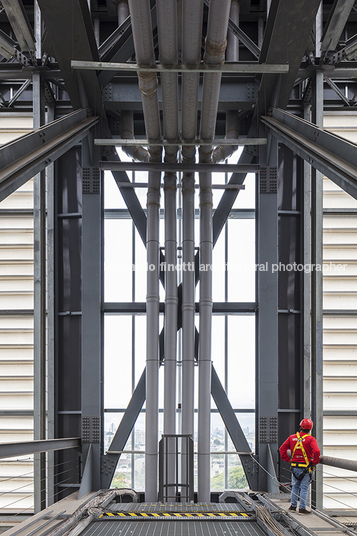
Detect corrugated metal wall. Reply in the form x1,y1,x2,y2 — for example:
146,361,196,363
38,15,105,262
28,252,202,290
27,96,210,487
323,113,357,510
0,116,34,511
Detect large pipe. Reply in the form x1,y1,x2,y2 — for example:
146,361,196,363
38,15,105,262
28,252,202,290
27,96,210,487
127,0,162,502
181,0,203,498
181,0,203,434
118,1,149,163
156,0,179,501
198,0,231,502
212,1,239,163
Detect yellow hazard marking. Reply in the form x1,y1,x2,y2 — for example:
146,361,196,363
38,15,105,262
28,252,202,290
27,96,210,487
99,511,253,519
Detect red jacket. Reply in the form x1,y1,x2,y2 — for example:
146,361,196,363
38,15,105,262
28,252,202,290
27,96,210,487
280,432,320,466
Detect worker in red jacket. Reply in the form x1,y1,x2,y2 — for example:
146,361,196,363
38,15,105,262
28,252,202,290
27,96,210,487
280,418,320,514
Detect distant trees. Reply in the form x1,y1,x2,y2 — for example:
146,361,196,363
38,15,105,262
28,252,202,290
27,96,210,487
211,464,248,489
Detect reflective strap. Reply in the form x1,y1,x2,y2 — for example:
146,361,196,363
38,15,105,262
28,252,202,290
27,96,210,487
291,432,310,466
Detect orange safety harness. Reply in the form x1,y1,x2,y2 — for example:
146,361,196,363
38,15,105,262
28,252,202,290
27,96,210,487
290,432,314,474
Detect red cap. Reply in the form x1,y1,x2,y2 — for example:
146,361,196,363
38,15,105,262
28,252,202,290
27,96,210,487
300,418,313,430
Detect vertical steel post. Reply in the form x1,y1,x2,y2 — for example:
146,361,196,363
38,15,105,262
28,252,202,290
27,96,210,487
303,103,312,420
311,4,324,511
81,151,103,490
164,173,178,500
46,104,55,506
198,169,213,502
145,169,161,501
33,0,46,512
256,135,279,491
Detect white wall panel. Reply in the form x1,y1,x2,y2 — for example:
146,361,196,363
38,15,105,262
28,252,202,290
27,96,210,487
0,116,34,511
322,113,357,510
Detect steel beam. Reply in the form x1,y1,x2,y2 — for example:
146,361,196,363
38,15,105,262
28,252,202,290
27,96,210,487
1,0,35,52
101,369,146,489
0,109,98,202
96,140,265,148
37,0,101,110
100,162,259,173
321,0,355,52
0,439,81,459
0,29,18,60
256,0,321,114
72,59,289,74
261,108,357,200
103,302,256,313
102,78,258,112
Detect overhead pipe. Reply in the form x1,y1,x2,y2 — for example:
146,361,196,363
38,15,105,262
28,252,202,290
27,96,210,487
198,0,231,502
181,0,203,496
127,0,162,502
212,0,239,163
181,0,203,437
118,1,149,163
157,0,179,501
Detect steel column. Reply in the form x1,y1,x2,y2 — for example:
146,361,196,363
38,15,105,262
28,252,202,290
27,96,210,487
33,3,47,508
311,70,324,512
256,135,279,491
303,103,312,421
46,104,55,507
81,156,103,491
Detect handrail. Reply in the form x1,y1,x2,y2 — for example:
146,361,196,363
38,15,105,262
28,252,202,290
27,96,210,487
0,438,81,459
320,455,357,473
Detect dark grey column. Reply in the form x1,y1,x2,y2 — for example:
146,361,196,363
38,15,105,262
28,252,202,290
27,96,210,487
54,148,83,499
81,162,103,491
46,104,55,506
311,70,324,511
256,135,279,491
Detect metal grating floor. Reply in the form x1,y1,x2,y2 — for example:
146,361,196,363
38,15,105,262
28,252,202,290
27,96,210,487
82,520,265,536
110,503,249,513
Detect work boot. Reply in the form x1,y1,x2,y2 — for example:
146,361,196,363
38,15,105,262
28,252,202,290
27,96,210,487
288,505,296,511
299,508,311,514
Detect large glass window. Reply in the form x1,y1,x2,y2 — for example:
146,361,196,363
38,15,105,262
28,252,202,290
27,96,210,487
104,151,256,490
